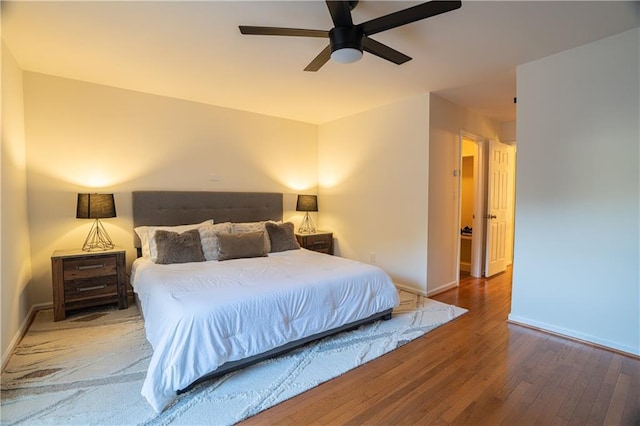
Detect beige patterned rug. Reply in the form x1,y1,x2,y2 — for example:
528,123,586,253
0,291,466,425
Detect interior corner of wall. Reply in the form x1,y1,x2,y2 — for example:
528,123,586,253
394,281,427,297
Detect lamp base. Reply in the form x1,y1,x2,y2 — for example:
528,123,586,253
298,212,316,234
82,218,115,251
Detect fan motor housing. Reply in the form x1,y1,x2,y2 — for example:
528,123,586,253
329,26,363,53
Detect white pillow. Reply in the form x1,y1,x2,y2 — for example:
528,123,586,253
135,220,213,261
231,221,281,253
199,222,232,261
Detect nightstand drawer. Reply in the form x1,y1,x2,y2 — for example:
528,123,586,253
305,238,330,251
63,256,117,280
295,232,334,255
64,276,118,301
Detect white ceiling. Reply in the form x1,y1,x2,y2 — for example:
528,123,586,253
2,1,638,124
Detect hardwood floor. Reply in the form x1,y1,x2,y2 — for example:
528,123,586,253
242,267,640,425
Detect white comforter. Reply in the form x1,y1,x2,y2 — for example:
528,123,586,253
131,249,399,412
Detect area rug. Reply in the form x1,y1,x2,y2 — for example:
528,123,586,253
0,290,466,425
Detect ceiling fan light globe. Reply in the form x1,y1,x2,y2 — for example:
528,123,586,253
331,48,363,64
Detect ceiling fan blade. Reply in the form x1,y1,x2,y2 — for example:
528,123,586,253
325,1,353,27
304,45,332,72
360,1,462,36
239,26,329,38
362,37,411,65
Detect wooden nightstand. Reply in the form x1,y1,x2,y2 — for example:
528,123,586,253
51,247,128,321
296,231,334,255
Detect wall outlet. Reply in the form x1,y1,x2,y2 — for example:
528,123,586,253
370,252,376,263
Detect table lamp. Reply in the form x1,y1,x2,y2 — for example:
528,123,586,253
296,194,318,234
76,193,116,251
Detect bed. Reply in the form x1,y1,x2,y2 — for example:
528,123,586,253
130,191,399,412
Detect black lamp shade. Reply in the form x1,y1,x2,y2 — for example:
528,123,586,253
296,195,318,212
76,193,116,219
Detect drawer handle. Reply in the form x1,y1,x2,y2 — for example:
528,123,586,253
76,284,107,292
77,264,105,270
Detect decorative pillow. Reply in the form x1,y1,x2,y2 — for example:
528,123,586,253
199,222,232,261
231,221,281,253
265,222,300,253
217,231,268,261
154,229,206,264
134,220,212,261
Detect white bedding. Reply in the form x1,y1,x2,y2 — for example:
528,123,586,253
131,248,399,412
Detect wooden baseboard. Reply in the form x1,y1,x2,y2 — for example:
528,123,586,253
394,282,427,297
1,302,52,372
393,281,459,298
427,281,458,297
507,319,640,360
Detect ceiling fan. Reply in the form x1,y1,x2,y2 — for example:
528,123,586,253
239,1,462,72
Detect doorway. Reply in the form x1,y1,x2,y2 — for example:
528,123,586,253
457,132,484,278
457,132,516,280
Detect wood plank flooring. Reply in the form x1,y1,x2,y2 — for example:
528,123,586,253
242,267,640,425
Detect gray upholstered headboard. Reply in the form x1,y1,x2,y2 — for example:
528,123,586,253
132,191,283,249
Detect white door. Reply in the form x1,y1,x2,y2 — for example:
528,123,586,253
485,139,511,277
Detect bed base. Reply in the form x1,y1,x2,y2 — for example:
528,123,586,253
177,308,393,394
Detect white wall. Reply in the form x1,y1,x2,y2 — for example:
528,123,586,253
318,95,430,294
427,94,501,294
23,73,318,306
501,121,516,144
1,42,33,363
511,28,640,355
